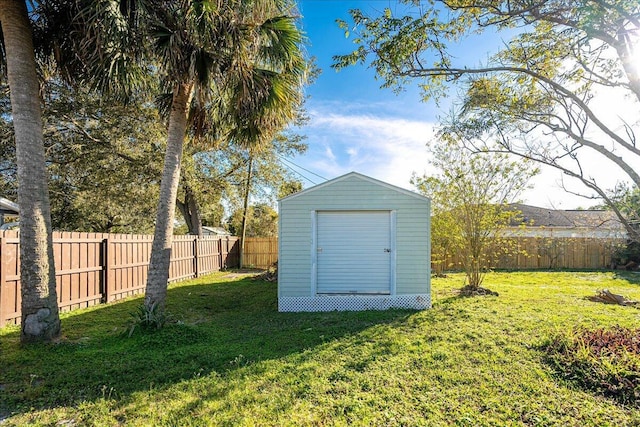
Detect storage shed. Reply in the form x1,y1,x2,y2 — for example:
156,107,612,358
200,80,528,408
278,172,431,312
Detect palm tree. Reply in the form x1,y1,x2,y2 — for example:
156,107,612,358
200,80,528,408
147,2,305,311
0,1,61,342
81,0,306,312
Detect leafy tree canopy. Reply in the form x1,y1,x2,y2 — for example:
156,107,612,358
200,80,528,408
0,77,305,235
413,140,538,289
0,77,165,233
227,203,278,237
334,0,640,240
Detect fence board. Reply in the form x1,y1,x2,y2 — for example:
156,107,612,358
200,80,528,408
0,231,20,325
243,237,278,268
1,233,240,327
244,236,624,271
434,237,624,272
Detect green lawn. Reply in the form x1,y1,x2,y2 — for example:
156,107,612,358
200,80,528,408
2,271,640,426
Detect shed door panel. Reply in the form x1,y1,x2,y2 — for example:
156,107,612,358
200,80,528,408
316,211,391,294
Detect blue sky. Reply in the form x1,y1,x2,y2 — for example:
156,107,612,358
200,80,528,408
291,1,439,192
281,0,636,210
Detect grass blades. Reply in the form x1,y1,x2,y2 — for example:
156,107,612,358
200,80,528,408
1,271,640,425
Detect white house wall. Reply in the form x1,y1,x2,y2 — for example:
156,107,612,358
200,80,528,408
278,173,431,311
503,227,627,239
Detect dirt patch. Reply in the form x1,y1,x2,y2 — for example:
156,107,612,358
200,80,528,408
222,271,262,279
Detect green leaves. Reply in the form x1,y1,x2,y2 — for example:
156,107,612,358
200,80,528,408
331,0,640,237
39,80,165,233
332,2,471,99
413,140,538,286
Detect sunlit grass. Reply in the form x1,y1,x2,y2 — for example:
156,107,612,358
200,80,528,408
2,270,640,425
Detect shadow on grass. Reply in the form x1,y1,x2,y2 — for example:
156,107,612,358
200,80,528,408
0,274,414,418
612,270,640,285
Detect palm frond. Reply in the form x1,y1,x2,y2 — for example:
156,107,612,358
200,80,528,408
258,16,305,69
72,0,152,101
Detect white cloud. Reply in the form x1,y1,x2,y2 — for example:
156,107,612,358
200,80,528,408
301,109,437,191
324,146,336,162
293,93,639,209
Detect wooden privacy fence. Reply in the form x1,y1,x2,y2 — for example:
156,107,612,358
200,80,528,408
242,237,279,268
244,236,624,271
0,231,239,327
0,234,625,326
433,237,624,272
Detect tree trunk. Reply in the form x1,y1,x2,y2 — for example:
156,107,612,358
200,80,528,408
177,183,203,236
616,28,640,103
145,81,193,311
0,1,61,342
239,155,253,268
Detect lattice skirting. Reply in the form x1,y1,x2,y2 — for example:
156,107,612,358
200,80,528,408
278,294,431,312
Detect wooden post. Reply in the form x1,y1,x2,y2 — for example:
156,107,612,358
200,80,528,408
101,237,110,303
193,236,199,278
219,237,224,270
0,233,5,327
239,156,253,269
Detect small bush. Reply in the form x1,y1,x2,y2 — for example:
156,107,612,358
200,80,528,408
544,326,640,405
127,302,170,337
612,240,640,266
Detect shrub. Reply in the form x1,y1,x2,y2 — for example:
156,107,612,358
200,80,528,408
127,302,170,337
612,240,640,266
544,326,640,406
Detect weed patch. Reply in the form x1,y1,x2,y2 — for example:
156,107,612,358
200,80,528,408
544,326,640,406
127,302,172,337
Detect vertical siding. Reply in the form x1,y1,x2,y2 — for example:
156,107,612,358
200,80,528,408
396,205,431,294
279,174,431,298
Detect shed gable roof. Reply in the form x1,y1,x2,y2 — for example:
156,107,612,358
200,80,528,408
279,172,429,203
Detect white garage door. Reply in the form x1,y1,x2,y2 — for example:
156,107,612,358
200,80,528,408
316,211,392,294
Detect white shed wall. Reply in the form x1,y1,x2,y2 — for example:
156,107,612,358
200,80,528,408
278,173,431,311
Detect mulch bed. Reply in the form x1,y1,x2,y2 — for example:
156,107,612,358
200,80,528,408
459,285,499,297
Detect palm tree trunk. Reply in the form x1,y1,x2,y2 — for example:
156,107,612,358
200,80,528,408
0,0,60,342
145,81,193,311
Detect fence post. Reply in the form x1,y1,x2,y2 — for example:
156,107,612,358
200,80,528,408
230,236,239,268
194,236,199,278
219,237,224,270
101,237,110,303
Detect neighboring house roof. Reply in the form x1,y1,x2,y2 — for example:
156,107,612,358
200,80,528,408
0,197,19,215
508,203,627,236
202,226,231,236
